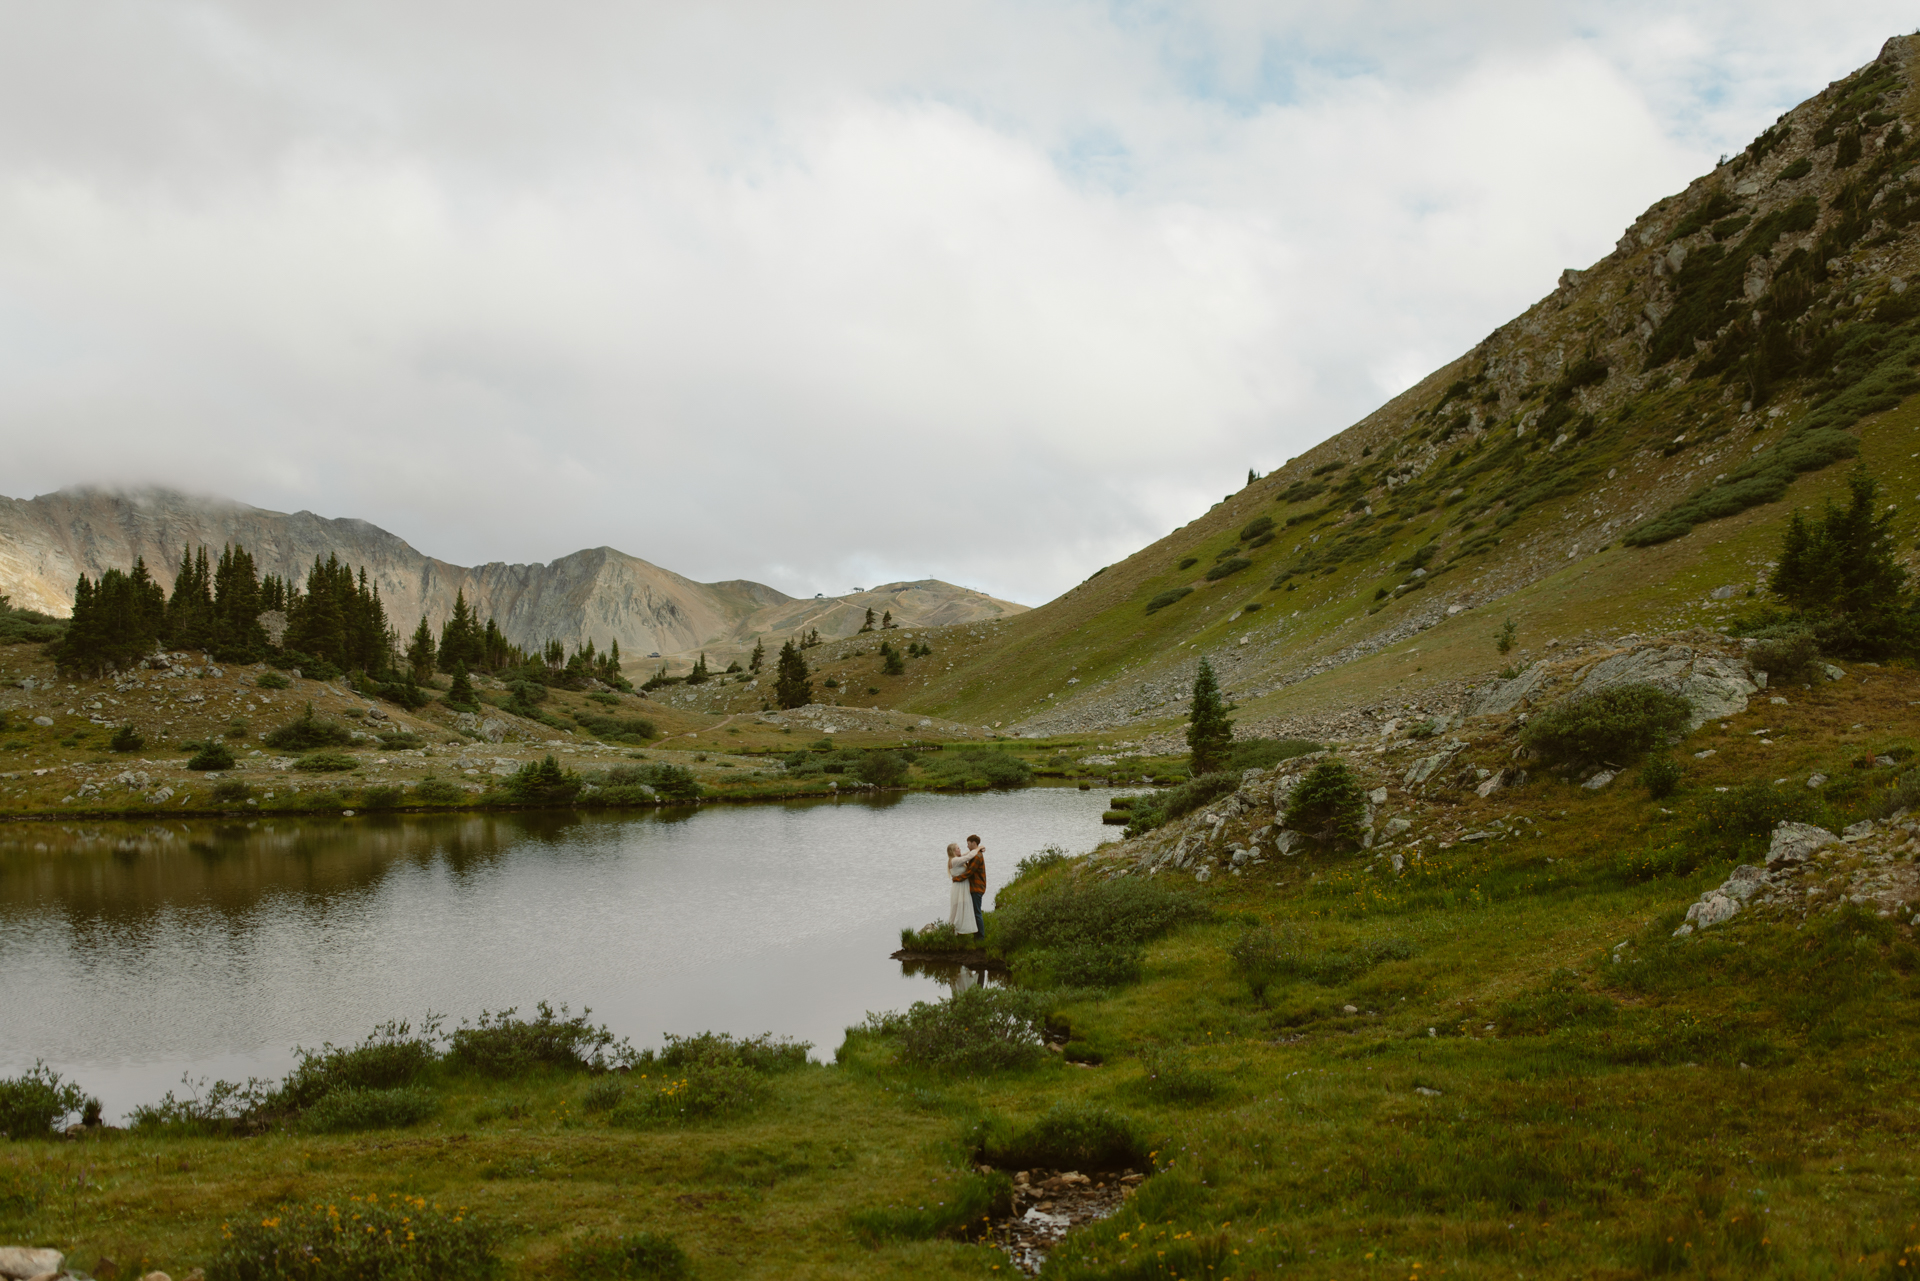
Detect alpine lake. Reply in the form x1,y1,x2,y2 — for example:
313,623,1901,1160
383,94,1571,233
0,787,1122,1121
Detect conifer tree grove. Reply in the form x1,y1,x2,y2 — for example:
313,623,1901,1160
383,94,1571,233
1186,657,1234,775
774,640,813,709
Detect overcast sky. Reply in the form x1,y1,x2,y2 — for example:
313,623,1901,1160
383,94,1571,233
1,3,1912,606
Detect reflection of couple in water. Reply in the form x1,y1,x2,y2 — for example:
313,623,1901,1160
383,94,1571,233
945,835,985,939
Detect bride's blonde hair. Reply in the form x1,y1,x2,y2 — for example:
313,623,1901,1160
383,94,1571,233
946,842,963,857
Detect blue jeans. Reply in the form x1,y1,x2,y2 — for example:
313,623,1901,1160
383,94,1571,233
970,890,985,938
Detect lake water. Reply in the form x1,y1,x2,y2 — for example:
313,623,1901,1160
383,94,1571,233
0,789,1122,1122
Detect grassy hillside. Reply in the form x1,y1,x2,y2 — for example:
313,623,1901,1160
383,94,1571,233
889,37,1920,742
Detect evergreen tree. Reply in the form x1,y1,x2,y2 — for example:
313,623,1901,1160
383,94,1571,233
880,641,906,675
446,661,478,711
55,566,166,676
748,639,766,673
406,616,438,682
803,628,821,648
774,640,813,709
859,608,876,633
686,652,711,685
437,591,483,673
881,610,894,629
165,545,215,648
1769,468,1915,656
1186,657,1234,775
209,544,266,659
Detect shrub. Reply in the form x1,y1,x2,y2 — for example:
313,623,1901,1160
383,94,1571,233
265,703,357,751
1176,557,1198,571
1689,780,1815,863
1145,587,1194,614
188,741,236,771
1521,683,1693,766
414,778,467,804
504,755,583,806
275,1020,441,1110
1136,1044,1223,1103
576,712,657,744
602,761,700,801
212,778,253,804
0,1063,95,1139
446,1003,631,1076
608,1062,762,1124
1123,771,1238,836
293,752,359,773
918,748,1032,789
855,751,909,788
226,718,250,739
1750,631,1821,685
1238,514,1274,542
973,1101,1150,1172
1228,924,1286,1004
994,876,1210,951
1013,845,1073,881
209,1194,501,1280
558,1232,692,1280
895,987,1048,1072
128,1076,268,1136
297,1086,437,1134
110,724,144,753
1639,753,1682,799
1204,557,1252,581
1283,759,1367,845
256,671,291,689
1013,942,1144,988
644,1032,812,1074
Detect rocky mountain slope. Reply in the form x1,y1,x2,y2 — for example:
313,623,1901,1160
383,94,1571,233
899,35,1920,739
0,486,1023,666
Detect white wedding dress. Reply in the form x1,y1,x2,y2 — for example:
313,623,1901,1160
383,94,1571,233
947,855,978,935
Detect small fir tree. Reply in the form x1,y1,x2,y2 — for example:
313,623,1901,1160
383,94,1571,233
1494,618,1517,655
881,610,895,629
748,639,766,673
446,661,478,711
406,616,437,682
880,641,906,675
1769,468,1913,656
1185,657,1233,775
686,653,711,685
775,640,813,709
859,608,876,633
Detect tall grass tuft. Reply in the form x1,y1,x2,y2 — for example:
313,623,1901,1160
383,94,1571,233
558,1231,692,1279
973,1101,1150,1171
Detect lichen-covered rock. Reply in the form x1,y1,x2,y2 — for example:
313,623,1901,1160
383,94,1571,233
1571,643,1760,729
1768,821,1838,865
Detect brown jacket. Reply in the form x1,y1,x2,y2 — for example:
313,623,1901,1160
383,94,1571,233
962,849,986,893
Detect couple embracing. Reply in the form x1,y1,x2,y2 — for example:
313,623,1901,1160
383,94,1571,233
945,835,986,940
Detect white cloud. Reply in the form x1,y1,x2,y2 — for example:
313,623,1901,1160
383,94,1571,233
0,1,1913,604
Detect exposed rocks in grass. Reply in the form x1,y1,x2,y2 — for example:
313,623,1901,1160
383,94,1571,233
0,1247,64,1280
988,1168,1142,1275
1673,817,1920,936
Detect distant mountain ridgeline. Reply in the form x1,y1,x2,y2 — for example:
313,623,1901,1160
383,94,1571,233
0,487,1026,666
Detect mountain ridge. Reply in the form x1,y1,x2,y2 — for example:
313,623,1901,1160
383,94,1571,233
0,485,1026,664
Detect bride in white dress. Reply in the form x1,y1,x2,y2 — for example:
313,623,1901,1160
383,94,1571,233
946,842,978,935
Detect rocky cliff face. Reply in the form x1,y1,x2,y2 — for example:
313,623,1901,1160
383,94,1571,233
0,487,1024,662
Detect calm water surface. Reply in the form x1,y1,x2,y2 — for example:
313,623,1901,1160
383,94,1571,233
0,789,1119,1120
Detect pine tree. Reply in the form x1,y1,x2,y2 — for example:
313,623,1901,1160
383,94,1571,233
881,610,894,628
438,590,482,673
859,608,876,633
446,661,478,711
406,616,438,682
687,652,711,685
1186,657,1234,775
748,639,766,673
774,640,813,709
1769,468,1915,656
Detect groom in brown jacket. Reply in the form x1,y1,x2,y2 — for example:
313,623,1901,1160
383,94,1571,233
961,835,986,939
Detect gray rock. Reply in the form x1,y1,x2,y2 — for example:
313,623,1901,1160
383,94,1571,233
1843,820,1876,841
1820,663,1846,681
1768,821,1838,865
31,716,52,727
1709,584,1740,600
1475,769,1507,798
1581,770,1616,791
1384,817,1412,836
1676,891,1740,935
0,1248,63,1280
1570,643,1760,729
1807,773,1828,789
481,718,509,743
1465,660,1549,716
1720,864,1769,902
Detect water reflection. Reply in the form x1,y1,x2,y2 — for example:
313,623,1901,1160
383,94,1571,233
895,955,1006,997
0,790,1114,1119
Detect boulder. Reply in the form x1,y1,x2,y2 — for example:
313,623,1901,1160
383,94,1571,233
0,1249,63,1280
1570,644,1760,729
1465,661,1549,716
1581,770,1616,791
1768,821,1838,865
